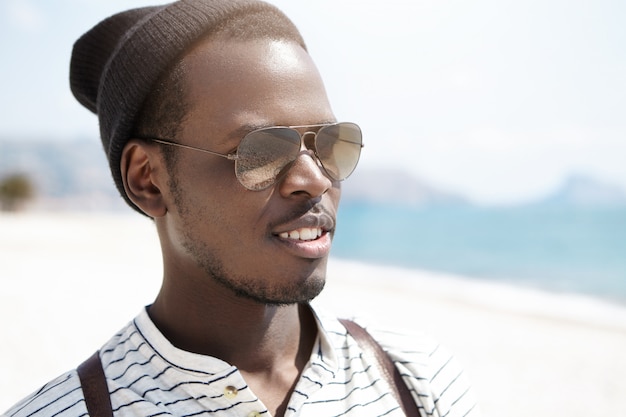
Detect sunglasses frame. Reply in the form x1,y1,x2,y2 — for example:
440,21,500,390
141,122,363,190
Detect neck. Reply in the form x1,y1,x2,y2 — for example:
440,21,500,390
147,275,318,372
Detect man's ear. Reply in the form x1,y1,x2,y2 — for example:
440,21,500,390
120,139,167,218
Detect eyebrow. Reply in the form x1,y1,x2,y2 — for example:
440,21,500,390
227,123,268,140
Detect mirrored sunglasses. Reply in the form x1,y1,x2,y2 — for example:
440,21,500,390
144,122,363,191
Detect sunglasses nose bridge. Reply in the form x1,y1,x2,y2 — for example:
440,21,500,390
299,130,316,149
289,129,329,176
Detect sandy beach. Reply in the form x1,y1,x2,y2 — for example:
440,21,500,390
1,212,625,416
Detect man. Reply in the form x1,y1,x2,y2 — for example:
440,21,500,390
3,1,478,416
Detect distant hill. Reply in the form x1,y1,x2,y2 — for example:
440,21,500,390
532,174,626,208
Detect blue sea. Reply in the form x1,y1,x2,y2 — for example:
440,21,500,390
332,204,626,304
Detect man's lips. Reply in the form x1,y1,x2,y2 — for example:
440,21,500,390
272,229,332,259
273,211,334,238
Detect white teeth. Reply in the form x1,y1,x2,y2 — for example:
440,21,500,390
300,228,315,240
279,227,323,241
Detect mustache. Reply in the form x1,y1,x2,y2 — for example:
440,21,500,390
268,202,336,230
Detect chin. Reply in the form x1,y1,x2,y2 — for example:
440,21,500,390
242,275,327,306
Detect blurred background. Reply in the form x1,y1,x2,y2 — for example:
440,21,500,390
1,1,625,416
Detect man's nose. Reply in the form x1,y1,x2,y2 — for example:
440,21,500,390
277,146,333,198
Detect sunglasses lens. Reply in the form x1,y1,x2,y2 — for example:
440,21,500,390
314,122,363,180
235,122,362,190
235,128,300,190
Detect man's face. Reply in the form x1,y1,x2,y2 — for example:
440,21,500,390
161,38,339,305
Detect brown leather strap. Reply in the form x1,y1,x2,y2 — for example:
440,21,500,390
77,351,114,417
339,319,422,417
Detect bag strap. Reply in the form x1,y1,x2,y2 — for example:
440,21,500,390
77,351,114,417
339,318,422,417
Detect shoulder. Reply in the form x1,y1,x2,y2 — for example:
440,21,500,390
371,325,479,416
2,371,86,417
319,311,480,417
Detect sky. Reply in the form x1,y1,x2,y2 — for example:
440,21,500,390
1,0,625,205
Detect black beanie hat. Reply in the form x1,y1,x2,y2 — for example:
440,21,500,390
69,0,303,213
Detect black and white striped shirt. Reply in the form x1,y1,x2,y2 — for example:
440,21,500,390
4,307,478,417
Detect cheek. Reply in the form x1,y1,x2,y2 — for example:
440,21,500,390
164,156,236,231
174,154,240,201
172,157,267,235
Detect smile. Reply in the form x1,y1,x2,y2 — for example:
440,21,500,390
278,227,324,241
